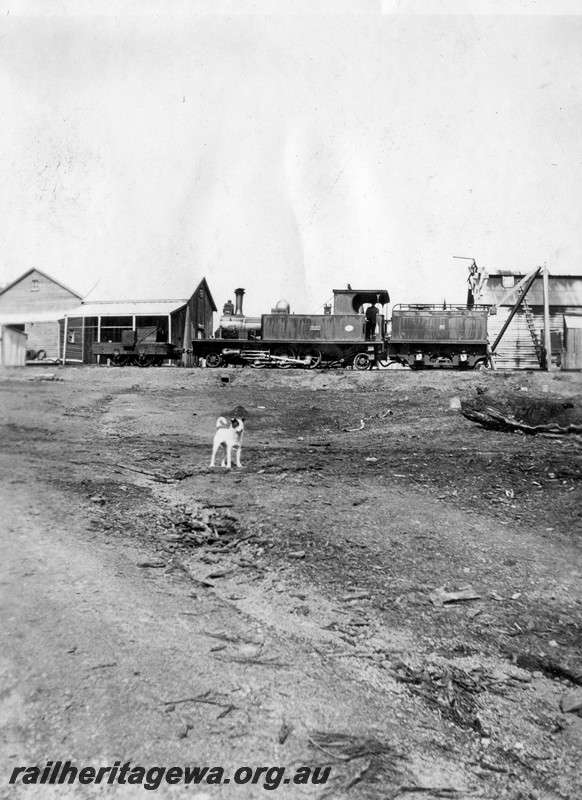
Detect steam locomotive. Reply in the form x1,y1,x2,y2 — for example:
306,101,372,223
190,287,490,370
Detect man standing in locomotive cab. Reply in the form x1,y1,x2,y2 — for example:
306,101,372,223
365,303,378,340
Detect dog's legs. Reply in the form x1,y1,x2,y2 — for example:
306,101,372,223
222,443,232,469
235,446,242,468
210,442,220,468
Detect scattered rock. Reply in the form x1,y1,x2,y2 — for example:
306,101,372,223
173,470,194,481
278,721,293,744
207,569,234,579
561,690,582,714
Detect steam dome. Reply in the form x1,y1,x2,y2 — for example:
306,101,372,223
271,299,291,315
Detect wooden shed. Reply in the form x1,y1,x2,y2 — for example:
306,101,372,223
0,325,27,367
563,316,582,370
61,278,216,366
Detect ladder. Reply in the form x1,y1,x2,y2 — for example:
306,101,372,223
519,291,543,365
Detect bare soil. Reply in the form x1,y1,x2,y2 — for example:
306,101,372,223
0,365,581,800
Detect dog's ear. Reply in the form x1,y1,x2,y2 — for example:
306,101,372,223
231,418,238,427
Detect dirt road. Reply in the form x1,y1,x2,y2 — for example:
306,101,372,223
0,366,580,799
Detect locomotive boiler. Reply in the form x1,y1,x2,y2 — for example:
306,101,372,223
216,288,262,339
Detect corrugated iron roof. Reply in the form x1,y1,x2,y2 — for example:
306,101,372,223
84,278,217,311
64,300,188,318
482,276,582,307
487,269,582,277
0,310,65,324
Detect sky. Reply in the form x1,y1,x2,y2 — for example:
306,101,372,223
1,0,581,316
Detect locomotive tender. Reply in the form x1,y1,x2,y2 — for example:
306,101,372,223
390,304,489,369
190,287,490,370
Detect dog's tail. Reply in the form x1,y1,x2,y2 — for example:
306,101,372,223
216,416,228,429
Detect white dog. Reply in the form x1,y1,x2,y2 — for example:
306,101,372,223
210,416,245,469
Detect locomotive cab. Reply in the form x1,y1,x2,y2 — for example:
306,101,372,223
332,288,390,341
332,289,390,316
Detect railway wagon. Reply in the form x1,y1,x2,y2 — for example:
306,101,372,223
191,287,391,370
389,304,489,369
92,326,183,366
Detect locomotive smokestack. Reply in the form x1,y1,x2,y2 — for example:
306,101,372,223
234,288,245,317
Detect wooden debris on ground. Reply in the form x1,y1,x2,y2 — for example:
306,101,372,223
429,586,481,607
308,730,408,797
460,391,582,435
386,659,504,733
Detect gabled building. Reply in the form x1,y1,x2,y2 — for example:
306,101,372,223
0,268,83,361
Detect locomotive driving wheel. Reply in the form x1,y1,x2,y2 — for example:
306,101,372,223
299,347,322,369
274,346,295,368
205,352,222,368
353,352,372,371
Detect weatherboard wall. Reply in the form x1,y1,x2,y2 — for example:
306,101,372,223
0,269,81,315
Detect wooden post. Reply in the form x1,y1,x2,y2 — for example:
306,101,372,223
542,263,552,370
62,315,68,365
183,304,192,367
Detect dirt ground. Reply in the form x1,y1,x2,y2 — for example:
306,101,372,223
0,364,581,800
